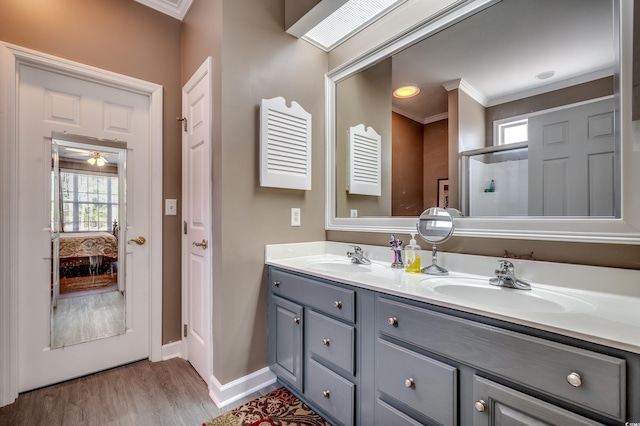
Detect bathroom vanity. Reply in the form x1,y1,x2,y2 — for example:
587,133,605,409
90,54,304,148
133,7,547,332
266,242,640,426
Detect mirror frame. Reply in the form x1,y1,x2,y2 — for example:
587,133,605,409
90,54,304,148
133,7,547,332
326,0,640,244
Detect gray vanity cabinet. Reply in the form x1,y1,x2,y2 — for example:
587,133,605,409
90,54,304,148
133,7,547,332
268,267,375,426
268,266,637,425
376,295,628,425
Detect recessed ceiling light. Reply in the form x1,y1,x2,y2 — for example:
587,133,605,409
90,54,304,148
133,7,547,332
393,86,420,98
536,70,556,80
301,0,408,51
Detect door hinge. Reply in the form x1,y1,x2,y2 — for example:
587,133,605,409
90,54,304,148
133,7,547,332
184,220,187,235
184,324,187,337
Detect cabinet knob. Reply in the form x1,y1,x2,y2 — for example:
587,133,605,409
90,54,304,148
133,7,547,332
567,372,582,387
292,317,300,325
404,378,415,388
322,338,330,346
334,300,342,309
474,399,487,412
322,390,330,399
387,317,398,327
273,281,280,288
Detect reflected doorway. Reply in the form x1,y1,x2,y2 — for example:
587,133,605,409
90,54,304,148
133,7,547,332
51,135,127,349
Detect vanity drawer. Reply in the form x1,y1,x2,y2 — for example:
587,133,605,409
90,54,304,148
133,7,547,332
376,338,457,426
307,310,355,375
377,296,626,421
270,268,355,322
375,399,424,426
306,358,355,426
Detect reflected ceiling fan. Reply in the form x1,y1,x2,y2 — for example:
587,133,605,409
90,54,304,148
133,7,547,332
87,151,108,167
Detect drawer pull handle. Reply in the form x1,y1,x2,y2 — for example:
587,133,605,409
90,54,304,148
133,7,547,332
322,390,330,399
387,317,398,327
474,399,487,412
567,372,582,387
322,338,330,346
334,300,342,309
404,378,415,389
273,281,280,288
292,317,300,325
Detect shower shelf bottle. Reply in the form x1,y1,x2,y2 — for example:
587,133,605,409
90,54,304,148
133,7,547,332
404,233,422,273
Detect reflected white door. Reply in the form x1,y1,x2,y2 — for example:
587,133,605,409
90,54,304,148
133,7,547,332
17,64,151,391
528,98,616,216
182,58,213,383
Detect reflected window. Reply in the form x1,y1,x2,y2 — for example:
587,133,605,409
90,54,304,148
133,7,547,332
497,118,528,145
60,173,118,231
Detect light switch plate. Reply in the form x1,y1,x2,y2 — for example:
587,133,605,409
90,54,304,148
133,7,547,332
165,199,177,216
291,207,301,226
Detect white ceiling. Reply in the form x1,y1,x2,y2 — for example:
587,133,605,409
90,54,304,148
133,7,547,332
134,0,193,20
391,0,615,122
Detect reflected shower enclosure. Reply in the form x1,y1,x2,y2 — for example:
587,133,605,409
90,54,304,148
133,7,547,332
50,134,127,349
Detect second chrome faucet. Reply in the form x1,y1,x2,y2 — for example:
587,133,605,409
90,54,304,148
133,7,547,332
490,259,531,290
347,245,371,265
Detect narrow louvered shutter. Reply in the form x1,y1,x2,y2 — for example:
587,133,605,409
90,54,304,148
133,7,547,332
260,97,312,190
348,124,381,196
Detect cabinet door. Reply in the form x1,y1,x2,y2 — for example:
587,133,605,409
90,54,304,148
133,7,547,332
472,376,604,426
270,295,304,393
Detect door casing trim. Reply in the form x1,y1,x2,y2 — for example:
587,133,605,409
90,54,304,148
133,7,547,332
0,41,163,407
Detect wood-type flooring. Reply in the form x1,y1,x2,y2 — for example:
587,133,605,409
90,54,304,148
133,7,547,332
0,358,279,426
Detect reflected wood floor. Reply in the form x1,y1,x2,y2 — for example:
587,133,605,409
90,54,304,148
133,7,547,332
0,358,279,426
51,290,125,349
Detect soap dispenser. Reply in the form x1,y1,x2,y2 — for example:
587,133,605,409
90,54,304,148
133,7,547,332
404,233,421,273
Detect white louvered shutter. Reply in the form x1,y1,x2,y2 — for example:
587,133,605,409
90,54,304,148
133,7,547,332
348,124,381,196
260,97,312,190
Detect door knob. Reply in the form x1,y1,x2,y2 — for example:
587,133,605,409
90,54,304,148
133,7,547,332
192,239,208,249
127,236,146,245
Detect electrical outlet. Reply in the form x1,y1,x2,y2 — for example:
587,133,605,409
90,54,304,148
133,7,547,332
350,209,358,218
291,208,301,226
165,199,177,216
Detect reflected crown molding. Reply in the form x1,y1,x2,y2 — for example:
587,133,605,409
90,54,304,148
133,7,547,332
443,78,488,106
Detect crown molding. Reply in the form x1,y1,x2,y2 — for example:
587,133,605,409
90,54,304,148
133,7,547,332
442,78,488,107
134,0,193,21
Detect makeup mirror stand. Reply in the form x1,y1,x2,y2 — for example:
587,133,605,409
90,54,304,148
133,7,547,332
417,207,455,275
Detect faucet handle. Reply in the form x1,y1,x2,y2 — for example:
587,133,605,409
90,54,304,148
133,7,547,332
495,259,514,277
348,245,363,255
496,259,514,270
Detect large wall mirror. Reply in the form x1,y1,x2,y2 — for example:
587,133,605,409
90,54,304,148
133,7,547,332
326,0,640,243
51,133,127,349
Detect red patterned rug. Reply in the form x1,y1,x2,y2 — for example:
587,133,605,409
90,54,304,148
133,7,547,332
203,387,330,426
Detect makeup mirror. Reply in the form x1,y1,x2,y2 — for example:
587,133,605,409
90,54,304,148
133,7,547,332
417,207,454,275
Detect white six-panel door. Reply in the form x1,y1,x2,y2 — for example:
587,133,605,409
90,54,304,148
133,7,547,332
17,64,152,391
528,98,616,216
182,57,213,384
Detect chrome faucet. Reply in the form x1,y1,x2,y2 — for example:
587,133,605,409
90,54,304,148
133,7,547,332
489,259,531,290
347,245,371,265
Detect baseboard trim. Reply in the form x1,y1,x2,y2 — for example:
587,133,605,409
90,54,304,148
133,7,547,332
161,341,182,360
209,367,277,408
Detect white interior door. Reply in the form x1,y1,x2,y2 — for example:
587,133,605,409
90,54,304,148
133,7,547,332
17,64,152,391
528,98,616,216
182,57,213,383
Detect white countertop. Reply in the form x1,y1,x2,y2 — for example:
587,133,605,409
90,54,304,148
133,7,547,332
266,241,640,355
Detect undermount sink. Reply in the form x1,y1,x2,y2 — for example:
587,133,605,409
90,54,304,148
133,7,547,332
306,258,384,273
420,276,594,313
